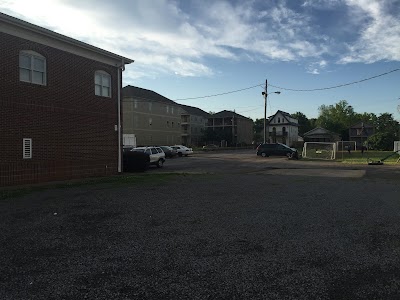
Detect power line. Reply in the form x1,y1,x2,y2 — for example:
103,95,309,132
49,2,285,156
268,68,400,91
173,84,263,101
171,68,400,101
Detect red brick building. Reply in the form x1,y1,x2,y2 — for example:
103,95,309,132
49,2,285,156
0,13,133,186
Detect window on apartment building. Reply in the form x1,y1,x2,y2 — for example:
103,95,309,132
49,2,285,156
278,117,281,123
95,71,111,97
19,51,46,85
149,102,152,111
166,105,169,113
23,138,32,159
167,121,170,128
172,122,174,128
134,99,138,108
149,118,152,126
172,107,174,114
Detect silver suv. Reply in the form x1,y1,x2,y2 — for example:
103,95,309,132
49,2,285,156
132,147,166,167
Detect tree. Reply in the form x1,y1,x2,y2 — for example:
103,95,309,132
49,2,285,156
376,113,399,136
367,113,400,150
252,118,265,144
316,100,355,139
202,127,233,146
368,132,395,151
309,118,317,129
253,118,264,134
354,112,377,125
291,112,312,136
202,128,218,143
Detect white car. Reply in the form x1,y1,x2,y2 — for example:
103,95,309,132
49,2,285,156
171,145,193,157
132,146,165,167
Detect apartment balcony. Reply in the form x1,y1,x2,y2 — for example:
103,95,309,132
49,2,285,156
181,116,190,124
181,129,190,136
181,123,190,131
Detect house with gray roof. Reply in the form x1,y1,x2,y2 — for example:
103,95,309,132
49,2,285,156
265,110,299,146
303,127,340,143
349,122,374,148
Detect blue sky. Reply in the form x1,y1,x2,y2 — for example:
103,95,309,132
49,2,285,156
2,0,399,120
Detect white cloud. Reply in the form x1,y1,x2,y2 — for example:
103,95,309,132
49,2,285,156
0,0,329,77
0,0,220,78
306,60,329,74
339,0,400,63
1,0,399,79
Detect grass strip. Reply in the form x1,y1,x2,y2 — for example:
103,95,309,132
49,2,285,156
0,173,195,200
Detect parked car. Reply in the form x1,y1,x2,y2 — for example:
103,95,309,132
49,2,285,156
202,144,219,151
123,148,150,172
256,143,299,159
159,146,178,158
171,145,193,157
132,146,166,167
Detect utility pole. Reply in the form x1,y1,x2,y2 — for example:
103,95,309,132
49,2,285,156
263,79,268,144
262,80,280,144
232,112,235,147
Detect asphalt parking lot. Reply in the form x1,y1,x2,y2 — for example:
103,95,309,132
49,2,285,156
1,150,400,299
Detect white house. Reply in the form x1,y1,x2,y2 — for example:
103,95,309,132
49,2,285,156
266,110,299,146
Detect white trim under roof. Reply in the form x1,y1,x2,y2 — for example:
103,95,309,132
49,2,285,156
0,12,134,67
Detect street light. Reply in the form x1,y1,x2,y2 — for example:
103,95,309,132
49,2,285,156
262,79,280,143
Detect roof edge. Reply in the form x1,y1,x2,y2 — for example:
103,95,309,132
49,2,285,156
0,12,134,64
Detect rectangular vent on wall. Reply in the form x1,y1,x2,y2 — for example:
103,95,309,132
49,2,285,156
23,138,32,159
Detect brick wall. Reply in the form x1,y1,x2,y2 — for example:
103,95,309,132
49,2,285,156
0,32,121,186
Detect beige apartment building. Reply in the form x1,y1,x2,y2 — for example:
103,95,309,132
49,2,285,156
122,86,182,146
206,110,253,146
180,104,210,146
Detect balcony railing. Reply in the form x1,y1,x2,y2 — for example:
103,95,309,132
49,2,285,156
181,117,190,124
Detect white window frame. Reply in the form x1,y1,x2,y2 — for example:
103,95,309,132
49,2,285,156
95,71,111,97
19,51,46,85
23,138,32,159
166,105,169,113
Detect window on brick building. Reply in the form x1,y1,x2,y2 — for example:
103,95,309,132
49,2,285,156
19,51,46,85
95,71,111,97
